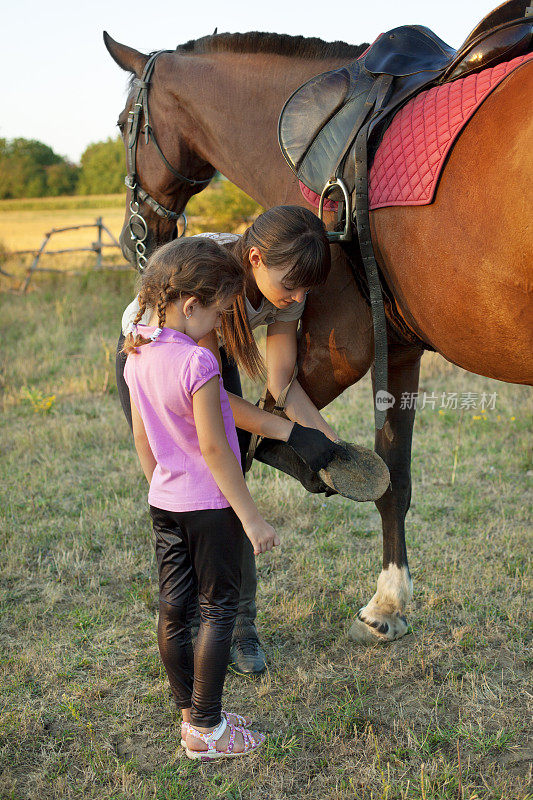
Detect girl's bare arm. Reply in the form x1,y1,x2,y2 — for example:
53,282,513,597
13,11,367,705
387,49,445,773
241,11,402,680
193,377,280,554
198,330,293,441
266,319,339,440
226,392,293,440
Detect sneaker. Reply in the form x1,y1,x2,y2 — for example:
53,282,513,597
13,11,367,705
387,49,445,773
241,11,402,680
229,638,267,676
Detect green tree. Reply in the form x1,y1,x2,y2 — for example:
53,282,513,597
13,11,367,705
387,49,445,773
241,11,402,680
77,137,126,195
46,162,79,196
0,138,78,199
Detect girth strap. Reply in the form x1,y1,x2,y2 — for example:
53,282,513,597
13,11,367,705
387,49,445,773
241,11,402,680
336,73,393,431
320,73,393,431
353,113,390,431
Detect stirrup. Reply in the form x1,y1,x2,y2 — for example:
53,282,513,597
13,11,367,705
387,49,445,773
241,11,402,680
318,177,352,242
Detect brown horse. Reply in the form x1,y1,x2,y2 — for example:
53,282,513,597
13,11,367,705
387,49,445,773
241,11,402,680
104,30,533,644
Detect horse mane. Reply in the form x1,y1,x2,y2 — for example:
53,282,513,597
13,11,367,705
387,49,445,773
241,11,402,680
126,33,368,91
176,31,368,60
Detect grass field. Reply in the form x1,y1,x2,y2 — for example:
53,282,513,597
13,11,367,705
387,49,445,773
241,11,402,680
0,270,531,800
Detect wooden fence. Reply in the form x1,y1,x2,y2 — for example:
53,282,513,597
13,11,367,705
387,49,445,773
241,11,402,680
0,217,131,292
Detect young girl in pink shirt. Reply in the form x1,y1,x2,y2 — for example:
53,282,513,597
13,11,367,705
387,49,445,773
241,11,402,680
122,236,294,760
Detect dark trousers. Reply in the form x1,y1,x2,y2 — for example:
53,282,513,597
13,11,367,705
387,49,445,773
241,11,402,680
116,332,257,639
151,504,244,727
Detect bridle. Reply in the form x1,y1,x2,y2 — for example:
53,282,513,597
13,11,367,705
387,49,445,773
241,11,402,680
125,50,212,270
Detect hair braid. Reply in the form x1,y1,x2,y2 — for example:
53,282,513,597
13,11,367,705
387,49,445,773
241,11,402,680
156,287,170,329
120,236,247,360
133,293,148,325
122,293,152,355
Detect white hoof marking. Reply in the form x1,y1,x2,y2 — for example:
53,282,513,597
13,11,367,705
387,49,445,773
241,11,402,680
349,565,413,642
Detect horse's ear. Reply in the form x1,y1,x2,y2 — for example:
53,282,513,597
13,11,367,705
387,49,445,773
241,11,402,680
103,31,149,77
213,27,218,35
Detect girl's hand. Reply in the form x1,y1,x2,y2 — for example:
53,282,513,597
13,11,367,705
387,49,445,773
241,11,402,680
243,516,281,555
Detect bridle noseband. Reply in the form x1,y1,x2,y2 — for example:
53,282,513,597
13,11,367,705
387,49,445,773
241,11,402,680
125,50,212,270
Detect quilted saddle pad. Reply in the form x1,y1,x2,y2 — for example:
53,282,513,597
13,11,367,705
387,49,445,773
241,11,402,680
369,52,533,209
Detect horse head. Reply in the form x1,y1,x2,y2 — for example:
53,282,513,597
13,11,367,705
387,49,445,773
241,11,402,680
104,33,216,269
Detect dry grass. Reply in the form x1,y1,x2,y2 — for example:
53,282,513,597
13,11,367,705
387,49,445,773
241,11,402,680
0,206,126,254
0,186,261,282
0,271,531,800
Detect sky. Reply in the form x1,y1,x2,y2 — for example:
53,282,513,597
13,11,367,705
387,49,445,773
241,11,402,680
4,0,499,163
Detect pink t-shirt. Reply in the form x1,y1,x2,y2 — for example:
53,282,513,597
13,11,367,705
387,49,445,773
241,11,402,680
123,325,241,513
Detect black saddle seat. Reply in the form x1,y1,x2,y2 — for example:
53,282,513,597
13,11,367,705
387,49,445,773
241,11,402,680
279,0,532,198
278,26,454,199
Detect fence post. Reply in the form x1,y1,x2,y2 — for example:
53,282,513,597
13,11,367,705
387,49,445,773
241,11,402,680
22,232,51,293
101,223,120,248
95,217,103,268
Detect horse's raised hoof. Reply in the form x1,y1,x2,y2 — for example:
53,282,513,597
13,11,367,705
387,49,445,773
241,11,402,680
347,609,409,643
318,441,390,502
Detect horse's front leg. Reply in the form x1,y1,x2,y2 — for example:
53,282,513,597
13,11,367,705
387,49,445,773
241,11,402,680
348,342,423,642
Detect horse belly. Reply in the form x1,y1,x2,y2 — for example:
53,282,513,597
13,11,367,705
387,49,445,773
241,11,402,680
371,61,533,385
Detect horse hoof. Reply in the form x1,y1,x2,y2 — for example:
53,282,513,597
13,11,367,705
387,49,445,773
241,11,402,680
319,442,390,502
347,610,409,643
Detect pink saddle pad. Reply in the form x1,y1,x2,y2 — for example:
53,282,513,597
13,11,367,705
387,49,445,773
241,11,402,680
368,52,533,210
299,53,532,212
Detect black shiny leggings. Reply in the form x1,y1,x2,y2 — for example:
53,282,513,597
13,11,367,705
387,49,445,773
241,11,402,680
150,504,244,728
116,331,258,638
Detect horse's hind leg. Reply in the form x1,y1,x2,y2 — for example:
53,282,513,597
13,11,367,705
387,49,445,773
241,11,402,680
348,342,422,642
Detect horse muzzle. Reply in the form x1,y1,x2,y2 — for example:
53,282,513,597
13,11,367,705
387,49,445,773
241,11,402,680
119,229,138,267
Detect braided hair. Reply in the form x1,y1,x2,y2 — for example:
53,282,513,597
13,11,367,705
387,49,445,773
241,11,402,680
122,237,246,356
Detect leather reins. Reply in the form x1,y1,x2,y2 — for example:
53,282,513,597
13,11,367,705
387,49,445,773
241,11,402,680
125,50,212,270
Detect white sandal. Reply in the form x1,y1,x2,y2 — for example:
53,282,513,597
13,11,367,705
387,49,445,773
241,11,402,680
181,709,251,747
184,715,265,761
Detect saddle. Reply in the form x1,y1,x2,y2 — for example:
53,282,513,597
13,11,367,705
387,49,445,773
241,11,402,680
278,0,532,430
279,0,532,205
